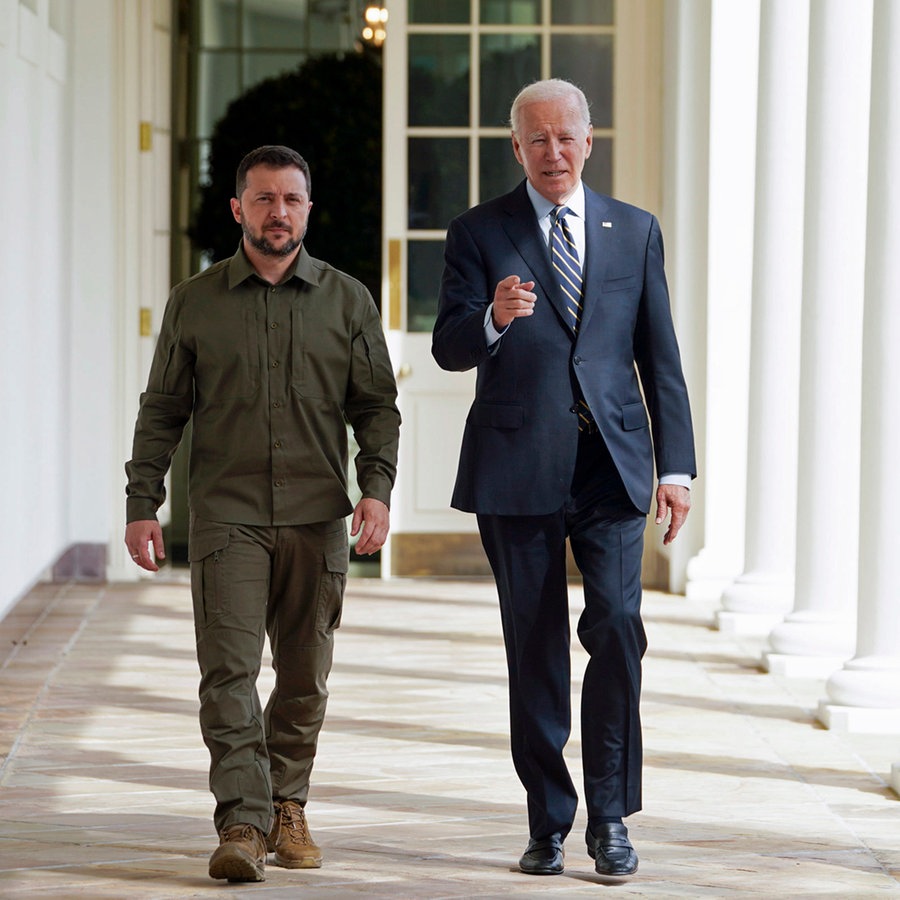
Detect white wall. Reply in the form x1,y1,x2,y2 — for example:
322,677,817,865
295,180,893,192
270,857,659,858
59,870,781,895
68,1,118,556
0,0,73,615
659,0,711,593
0,0,125,619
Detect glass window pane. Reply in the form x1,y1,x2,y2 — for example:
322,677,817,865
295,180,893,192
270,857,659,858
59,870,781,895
408,240,446,332
243,2,308,48
551,0,613,25
308,14,346,50
551,35,613,129
409,0,470,24
480,34,540,127
198,0,239,48
479,137,523,202
408,35,470,127
583,136,612,195
197,51,241,137
243,52,305,89
481,0,541,25
409,138,469,229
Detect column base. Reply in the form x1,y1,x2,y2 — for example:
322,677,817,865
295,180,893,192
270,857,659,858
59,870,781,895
719,574,794,615
817,701,900,733
763,652,846,678
685,548,742,603
717,609,785,636
767,612,856,659
825,657,900,707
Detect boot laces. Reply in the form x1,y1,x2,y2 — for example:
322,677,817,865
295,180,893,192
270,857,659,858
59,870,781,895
279,802,313,846
221,823,261,845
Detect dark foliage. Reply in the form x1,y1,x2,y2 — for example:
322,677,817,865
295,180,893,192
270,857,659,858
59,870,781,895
190,50,383,298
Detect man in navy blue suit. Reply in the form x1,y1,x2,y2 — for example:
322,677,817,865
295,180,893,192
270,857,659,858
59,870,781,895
432,79,696,878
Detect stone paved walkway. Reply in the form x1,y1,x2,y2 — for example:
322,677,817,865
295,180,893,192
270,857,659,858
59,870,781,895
0,575,897,897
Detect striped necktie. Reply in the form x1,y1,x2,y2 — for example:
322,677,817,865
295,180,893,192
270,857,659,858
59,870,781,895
550,205,583,333
551,205,594,433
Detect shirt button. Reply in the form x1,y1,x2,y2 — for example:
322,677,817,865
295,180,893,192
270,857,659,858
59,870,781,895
274,440,282,449
272,401,280,408
270,322,278,329
272,360,279,368
274,480,284,487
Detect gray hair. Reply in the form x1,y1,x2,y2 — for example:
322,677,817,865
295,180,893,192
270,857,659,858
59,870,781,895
510,78,592,135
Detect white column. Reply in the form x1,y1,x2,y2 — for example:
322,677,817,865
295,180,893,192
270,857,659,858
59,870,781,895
685,0,760,602
765,0,873,677
717,0,809,635
659,0,711,593
818,0,900,734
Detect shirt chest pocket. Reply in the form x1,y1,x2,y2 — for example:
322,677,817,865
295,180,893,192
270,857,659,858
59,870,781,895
196,306,260,400
290,309,350,400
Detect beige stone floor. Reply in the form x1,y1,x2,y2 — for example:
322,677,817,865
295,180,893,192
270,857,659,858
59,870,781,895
0,573,898,899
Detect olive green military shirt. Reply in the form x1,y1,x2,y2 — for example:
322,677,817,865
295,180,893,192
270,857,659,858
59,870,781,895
125,244,400,527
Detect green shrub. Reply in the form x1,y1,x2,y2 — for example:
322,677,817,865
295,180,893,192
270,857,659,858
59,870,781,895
190,49,383,299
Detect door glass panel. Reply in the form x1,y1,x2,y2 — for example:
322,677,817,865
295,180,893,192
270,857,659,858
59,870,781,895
243,4,308,48
197,51,241,136
409,138,469,230
481,0,541,25
480,34,540,127
480,137,524,202
198,0,239,47
552,0,613,25
408,240,446,332
408,34,470,127
409,0,469,24
583,137,613,195
551,34,614,128
245,52,305,86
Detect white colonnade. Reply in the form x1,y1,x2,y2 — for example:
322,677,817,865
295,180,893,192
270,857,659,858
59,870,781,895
684,0,899,754
684,0,760,602
764,0,873,676
818,0,900,739
716,0,809,636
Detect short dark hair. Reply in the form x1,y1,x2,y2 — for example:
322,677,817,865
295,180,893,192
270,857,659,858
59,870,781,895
235,145,311,198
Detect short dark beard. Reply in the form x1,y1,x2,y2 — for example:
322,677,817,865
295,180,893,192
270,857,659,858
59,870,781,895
242,221,301,257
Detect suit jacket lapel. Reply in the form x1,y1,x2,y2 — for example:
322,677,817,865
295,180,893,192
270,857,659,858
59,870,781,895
578,186,612,336
500,182,574,337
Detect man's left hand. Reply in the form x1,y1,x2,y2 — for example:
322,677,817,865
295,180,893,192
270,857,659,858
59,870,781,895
351,497,390,555
655,484,691,545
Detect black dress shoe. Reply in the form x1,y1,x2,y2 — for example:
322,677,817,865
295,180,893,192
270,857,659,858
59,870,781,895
518,834,564,875
585,823,638,876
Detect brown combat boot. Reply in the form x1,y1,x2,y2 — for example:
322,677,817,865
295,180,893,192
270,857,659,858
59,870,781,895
267,799,323,868
208,823,267,882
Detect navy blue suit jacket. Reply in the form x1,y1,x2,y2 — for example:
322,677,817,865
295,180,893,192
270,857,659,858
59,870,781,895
432,180,696,516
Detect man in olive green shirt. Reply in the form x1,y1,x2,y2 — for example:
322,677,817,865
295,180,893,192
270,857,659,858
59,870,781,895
125,145,400,883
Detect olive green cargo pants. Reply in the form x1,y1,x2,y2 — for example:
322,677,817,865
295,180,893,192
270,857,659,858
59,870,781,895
189,516,349,834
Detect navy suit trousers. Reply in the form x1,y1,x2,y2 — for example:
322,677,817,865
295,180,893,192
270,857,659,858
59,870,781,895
477,431,647,840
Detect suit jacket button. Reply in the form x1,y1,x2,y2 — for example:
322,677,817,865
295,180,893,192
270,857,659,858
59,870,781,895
573,355,582,365
570,405,578,414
